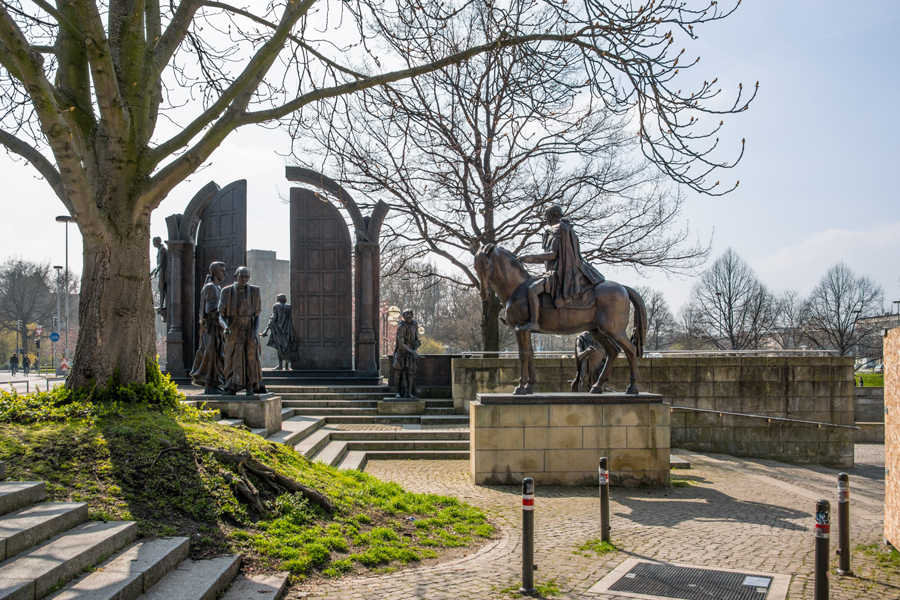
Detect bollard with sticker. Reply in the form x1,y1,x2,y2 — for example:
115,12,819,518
520,478,535,596
814,499,830,600
836,473,852,575
599,457,610,543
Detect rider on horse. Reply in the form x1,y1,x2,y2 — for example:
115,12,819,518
517,205,605,332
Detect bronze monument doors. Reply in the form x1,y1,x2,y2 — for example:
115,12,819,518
290,188,354,370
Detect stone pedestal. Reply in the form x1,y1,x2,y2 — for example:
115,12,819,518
470,392,670,487
194,393,282,436
377,400,426,416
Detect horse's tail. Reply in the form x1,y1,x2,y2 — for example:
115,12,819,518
624,285,646,358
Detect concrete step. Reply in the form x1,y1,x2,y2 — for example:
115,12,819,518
329,429,470,442
280,393,389,400
0,502,87,561
670,456,691,469
281,408,296,420
220,573,288,600
267,386,389,394
282,400,377,409
311,441,348,468
138,554,240,600
216,418,244,428
0,520,137,600
293,427,337,459
424,400,454,408
290,408,378,416
323,416,421,425
365,450,469,461
420,416,470,426
266,416,324,446
46,537,190,600
424,408,455,415
347,440,469,452
336,451,368,472
0,464,5,482
0,482,46,517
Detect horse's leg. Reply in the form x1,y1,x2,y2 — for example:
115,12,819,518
514,329,533,395
525,331,535,394
589,331,619,394
609,329,640,395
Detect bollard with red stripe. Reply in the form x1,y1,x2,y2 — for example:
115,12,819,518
814,499,830,600
520,478,535,596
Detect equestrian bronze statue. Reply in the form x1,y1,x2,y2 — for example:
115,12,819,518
474,240,646,396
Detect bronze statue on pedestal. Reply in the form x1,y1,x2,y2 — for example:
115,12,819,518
261,294,300,369
393,309,421,399
219,266,265,395
190,261,226,394
572,331,606,392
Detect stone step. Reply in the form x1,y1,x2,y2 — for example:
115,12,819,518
216,418,244,428
46,537,190,600
323,416,421,425
0,482,46,517
347,440,469,452
281,408,296,420
280,393,389,401
670,456,691,469
0,520,137,600
293,427,337,459
290,408,379,416
138,554,241,600
365,450,469,461
420,416,470,426
0,502,87,561
220,573,288,600
329,429,470,442
425,400,454,408
336,451,368,472
424,408,455,415
267,386,389,394
312,441,348,468
266,416,325,446
282,400,377,409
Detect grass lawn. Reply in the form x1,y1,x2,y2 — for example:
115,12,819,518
856,373,883,387
0,377,494,582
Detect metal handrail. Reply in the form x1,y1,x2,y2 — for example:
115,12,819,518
460,349,839,359
4,377,66,393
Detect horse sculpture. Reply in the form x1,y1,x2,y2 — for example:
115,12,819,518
474,244,647,395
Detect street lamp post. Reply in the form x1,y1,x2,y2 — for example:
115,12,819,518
53,266,62,372
55,216,75,359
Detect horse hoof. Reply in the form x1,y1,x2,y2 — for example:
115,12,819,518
626,384,639,395
589,385,603,394
513,386,527,396
524,384,534,395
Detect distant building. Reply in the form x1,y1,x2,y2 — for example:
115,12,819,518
247,249,291,368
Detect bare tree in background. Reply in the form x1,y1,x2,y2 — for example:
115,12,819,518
687,248,777,350
804,262,883,356
635,286,677,351
304,0,754,350
771,289,806,350
0,259,55,357
671,303,710,351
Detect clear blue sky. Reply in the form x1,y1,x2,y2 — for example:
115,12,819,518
1,0,897,313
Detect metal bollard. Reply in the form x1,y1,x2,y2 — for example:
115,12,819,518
837,473,852,575
599,457,610,543
520,477,535,596
814,499,830,600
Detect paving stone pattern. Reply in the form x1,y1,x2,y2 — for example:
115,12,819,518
290,445,897,600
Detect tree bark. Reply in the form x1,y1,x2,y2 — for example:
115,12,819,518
481,294,502,352
68,219,157,389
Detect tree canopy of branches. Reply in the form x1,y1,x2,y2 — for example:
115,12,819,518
803,262,883,357
0,258,55,356
687,248,777,350
304,0,754,349
1,0,753,387
635,286,677,351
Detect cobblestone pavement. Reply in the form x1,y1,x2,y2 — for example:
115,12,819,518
290,445,898,600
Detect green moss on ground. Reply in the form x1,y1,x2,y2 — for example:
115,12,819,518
0,375,494,581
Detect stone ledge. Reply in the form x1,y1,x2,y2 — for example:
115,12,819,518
476,392,662,405
377,400,426,415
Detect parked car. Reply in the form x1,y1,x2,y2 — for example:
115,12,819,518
874,364,884,373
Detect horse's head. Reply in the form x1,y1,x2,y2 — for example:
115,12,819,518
473,244,496,301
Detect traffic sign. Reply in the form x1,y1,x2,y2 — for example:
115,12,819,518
59,358,71,373
35,327,43,336
50,332,60,342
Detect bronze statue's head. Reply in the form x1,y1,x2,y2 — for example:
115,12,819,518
152,236,162,247
235,266,251,289
402,309,414,323
276,293,287,304
544,205,563,224
210,261,226,283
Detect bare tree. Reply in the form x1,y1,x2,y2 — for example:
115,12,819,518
803,262,883,356
635,286,677,351
670,303,710,351
771,289,806,350
0,258,55,356
304,0,738,350
687,248,777,350
0,0,753,387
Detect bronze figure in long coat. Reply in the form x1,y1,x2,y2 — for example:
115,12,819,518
261,294,299,369
190,261,226,394
219,267,264,395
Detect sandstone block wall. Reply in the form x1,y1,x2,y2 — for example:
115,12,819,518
470,396,670,487
884,328,899,547
855,387,885,423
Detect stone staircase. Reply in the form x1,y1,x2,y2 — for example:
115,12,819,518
214,385,471,470
0,461,287,600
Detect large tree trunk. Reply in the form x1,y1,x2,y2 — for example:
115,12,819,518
68,219,156,389
481,294,502,352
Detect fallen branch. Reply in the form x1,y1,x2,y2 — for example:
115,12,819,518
198,446,334,512
150,445,182,469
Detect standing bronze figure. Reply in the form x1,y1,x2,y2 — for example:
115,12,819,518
190,261,226,394
517,205,604,332
219,266,265,395
572,331,606,392
150,237,168,310
475,244,645,395
260,294,299,369
393,309,421,399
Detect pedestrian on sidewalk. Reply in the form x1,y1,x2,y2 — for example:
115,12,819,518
9,354,18,376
